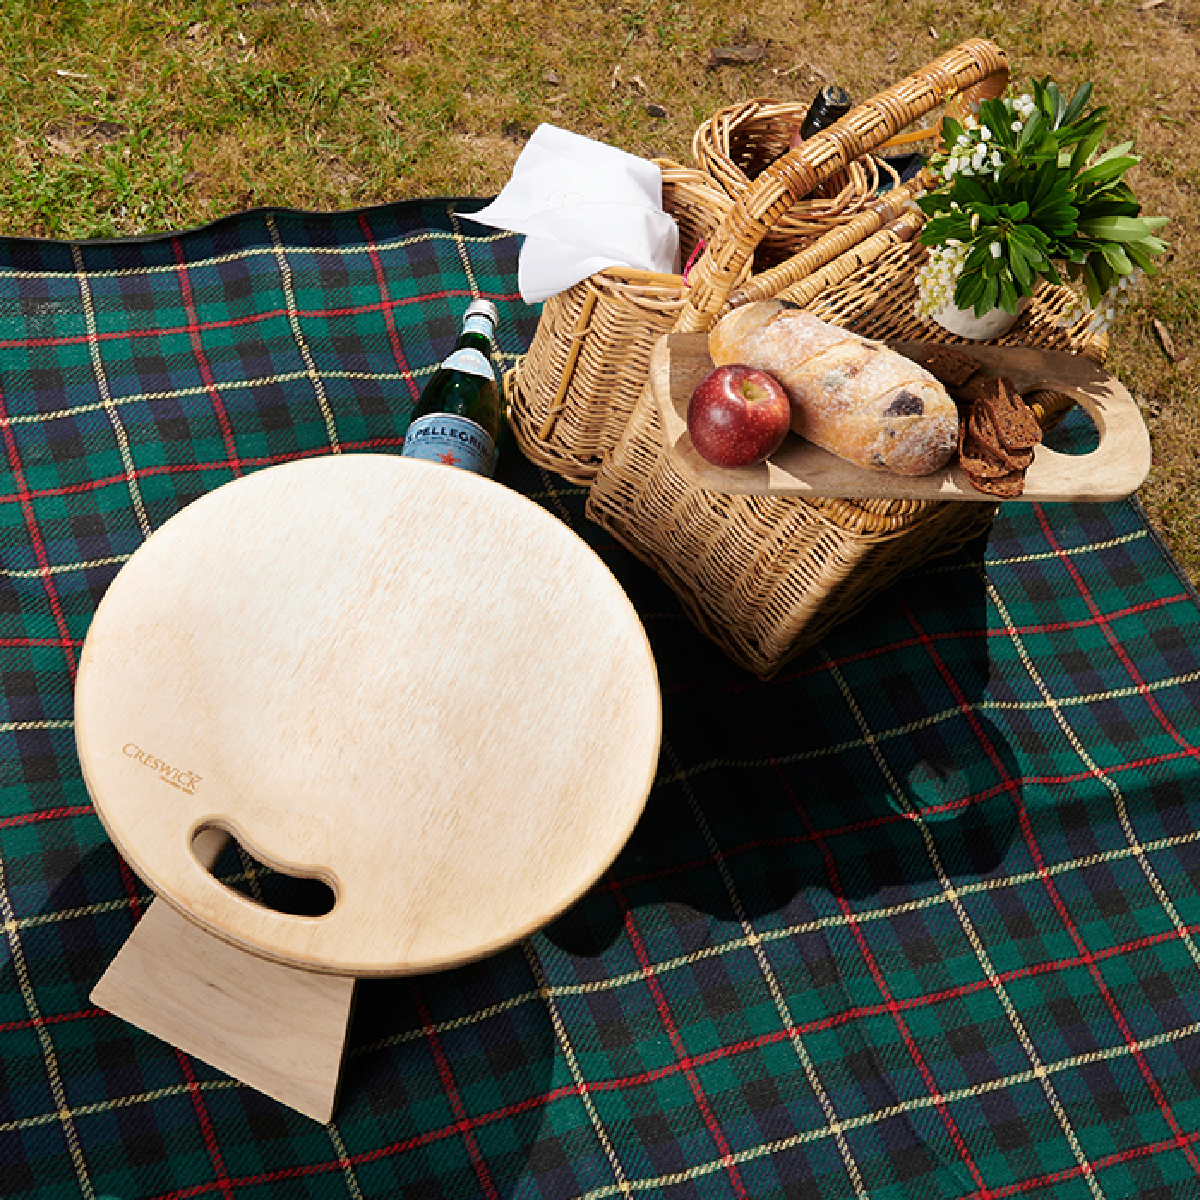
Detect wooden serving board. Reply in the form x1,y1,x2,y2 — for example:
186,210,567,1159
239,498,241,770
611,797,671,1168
654,332,1152,503
76,455,662,979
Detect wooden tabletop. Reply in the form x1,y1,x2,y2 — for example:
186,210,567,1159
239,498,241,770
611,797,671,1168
75,455,661,977
655,333,1152,503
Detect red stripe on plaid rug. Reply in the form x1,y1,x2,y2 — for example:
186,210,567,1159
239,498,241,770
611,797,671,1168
726,673,996,1197
0,383,78,679
0,289,520,354
358,214,421,403
0,437,405,506
618,889,752,1198
171,238,244,478
902,594,1200,1181
411,983,501,1200
1035,504,1200,764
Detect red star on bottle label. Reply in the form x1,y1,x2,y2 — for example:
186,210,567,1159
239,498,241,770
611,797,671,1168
401,413,495,477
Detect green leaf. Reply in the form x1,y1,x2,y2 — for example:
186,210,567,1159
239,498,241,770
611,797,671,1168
1082,261,1103,308
1091,139,1135,166
981,98,1015,147
955,270,986,310
998,271,1019,314
1077,215,1154,242
1017,109,1045,151
920,214,971,244
940,116,965,150
915,193,953,217
1030,156,1065,209
980,274,1000,315
1011,222,1050,252
1069,126,1105,178
1100,244,1132,275
1075,155,1139,189
1048,81,1066,127
1124,242,1160,274
964,240,995,275
954,175,993,206
1061,81,1094,126
1009,242,1033,287
1001,200,1030,221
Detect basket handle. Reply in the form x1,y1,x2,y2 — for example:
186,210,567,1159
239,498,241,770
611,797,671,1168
672,38,1009,334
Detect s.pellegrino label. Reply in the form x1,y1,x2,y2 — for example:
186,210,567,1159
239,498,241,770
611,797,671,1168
403,413,496,476
402,299,502,478
440,347,495,381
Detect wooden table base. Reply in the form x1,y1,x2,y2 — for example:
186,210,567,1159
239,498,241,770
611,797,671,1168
91,831,356,1124
92,899,356,1124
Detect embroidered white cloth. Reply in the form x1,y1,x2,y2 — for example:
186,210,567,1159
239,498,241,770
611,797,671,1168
466,124,680,303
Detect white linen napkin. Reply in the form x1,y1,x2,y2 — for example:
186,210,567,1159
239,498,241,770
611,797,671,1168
465,124,681,303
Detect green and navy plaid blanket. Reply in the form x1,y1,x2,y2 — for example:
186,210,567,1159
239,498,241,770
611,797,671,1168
4,198,1200,1200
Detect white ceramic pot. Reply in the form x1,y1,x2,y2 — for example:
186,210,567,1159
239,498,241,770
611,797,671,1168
931,295,1030,341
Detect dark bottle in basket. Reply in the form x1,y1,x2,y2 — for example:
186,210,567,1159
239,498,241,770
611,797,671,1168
789,86,854,202
798,85,853,141
401,299,502,477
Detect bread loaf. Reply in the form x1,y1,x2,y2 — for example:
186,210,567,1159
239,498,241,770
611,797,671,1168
708,301,959,476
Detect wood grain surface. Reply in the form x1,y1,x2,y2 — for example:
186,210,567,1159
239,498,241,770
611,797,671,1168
76,455,661,977
655,333,1152,503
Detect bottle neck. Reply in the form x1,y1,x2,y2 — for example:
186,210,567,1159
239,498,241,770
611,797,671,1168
457,313,496,352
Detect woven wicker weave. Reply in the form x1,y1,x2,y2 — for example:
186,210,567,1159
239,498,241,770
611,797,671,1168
504,161,735,484
508,40,1010,483
692,98,899,269
585,239,1107,678
691,67,1013,271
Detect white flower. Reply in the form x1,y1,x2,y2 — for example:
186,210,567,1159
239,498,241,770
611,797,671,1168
990,242,1002,258
981,127,991,141
991,150,1002,167
1011,120,1023,132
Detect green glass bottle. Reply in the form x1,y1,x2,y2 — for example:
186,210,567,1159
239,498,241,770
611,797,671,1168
401,299,501,477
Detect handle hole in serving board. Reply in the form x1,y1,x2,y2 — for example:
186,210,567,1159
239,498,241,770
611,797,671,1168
1039,398,1100,457
193,824,338,918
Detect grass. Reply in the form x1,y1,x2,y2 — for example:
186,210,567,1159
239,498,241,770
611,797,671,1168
2,0,1197,580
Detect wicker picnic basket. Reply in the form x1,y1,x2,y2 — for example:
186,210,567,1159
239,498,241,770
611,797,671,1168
691,72,1011,270
507,39,1010,484
581,39,1111,678
691,97,898,270
502,161,735,484
585,239,1107,679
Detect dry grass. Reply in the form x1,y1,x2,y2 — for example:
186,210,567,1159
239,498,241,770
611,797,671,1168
3,0,1198,578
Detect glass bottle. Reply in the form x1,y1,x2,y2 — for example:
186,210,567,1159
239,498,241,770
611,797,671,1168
799,85,853,140
787,86,854,204
401,299,502,477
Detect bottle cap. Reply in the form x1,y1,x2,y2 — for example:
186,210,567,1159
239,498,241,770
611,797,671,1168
465,298,499,327
800,86,853,140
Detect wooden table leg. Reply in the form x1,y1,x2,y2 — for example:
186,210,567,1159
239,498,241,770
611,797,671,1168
92,831,356,1124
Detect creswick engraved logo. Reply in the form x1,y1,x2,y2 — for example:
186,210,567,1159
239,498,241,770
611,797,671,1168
123,744,202,795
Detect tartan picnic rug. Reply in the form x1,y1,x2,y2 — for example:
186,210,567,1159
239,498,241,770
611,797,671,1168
3,198,1200,1200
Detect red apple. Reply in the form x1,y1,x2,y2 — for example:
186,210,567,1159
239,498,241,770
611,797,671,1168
687,364,791,468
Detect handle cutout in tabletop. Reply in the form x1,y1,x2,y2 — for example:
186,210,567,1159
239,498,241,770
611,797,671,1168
193,823,338,918
1039,399,1100,457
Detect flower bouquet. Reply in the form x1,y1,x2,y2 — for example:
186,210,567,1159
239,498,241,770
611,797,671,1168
913,78,1168,338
